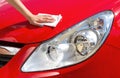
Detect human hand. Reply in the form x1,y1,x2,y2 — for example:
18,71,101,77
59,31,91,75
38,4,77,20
27,14,55,26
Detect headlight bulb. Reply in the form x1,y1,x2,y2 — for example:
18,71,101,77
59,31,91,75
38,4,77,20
70,30,98,55
47,43,76,62
47,46,64,62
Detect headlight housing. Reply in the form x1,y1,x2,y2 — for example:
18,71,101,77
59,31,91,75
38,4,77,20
22,11,114,72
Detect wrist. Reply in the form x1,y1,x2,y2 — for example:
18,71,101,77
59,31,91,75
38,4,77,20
24,12,34,20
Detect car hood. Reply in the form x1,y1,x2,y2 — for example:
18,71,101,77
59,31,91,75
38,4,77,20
0,0,117,44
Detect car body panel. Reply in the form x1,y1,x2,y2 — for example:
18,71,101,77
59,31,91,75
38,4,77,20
0,0,120,78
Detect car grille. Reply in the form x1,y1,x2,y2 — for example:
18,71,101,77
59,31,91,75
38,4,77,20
0,41,24,67
0,54,13,67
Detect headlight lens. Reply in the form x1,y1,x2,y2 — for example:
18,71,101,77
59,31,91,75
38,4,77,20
22,11,114,72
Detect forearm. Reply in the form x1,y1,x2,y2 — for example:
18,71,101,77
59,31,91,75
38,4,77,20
6,0,33,19
7,0,55,26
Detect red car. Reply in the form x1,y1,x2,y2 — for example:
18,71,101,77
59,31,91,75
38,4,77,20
0,0,120,78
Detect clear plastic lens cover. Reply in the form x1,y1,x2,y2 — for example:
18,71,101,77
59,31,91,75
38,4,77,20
22,11,114,72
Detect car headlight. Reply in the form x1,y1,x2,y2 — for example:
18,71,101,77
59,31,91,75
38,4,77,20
22,11,114,72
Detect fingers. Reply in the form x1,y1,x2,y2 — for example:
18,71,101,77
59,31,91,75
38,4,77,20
43,15,54,20
38,15,55,23
43,18,55,23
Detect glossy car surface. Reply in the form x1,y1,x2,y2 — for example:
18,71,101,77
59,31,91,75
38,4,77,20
0,0,120,78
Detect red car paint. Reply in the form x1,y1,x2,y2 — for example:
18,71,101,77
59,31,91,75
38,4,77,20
0,0,120,78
